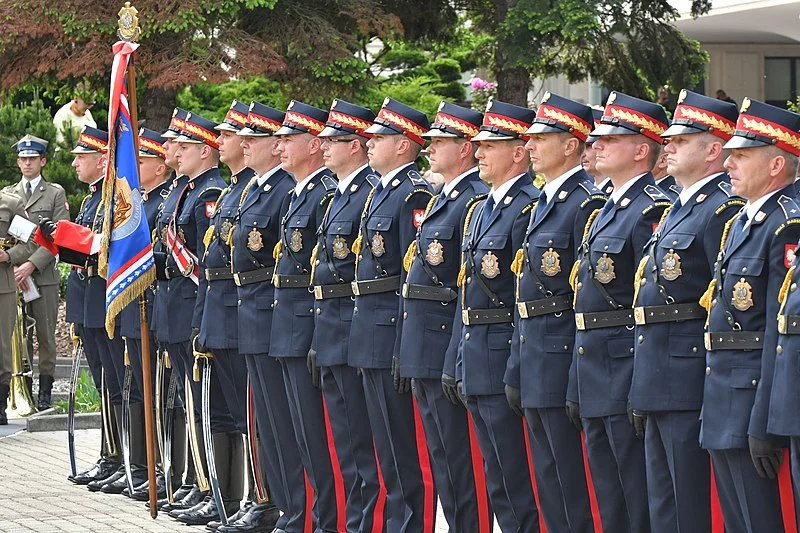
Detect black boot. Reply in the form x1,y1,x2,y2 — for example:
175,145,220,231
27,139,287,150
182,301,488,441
0,383,8,425
37,374,54,411
131,473,168,501
216,502,281,533
176,432,239,525
104,403,149,494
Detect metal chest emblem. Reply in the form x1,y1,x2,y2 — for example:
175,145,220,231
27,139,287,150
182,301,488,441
289,229,303,252
541,248,561,276
595,254,615,284
661,250,682,281
332,236,349,260
371,232,386,256
481,252,500,279
220,219,233,242
248,228,263,251
161,225,169,244
732,278,754,311
178,226,186,243
426,240,444,266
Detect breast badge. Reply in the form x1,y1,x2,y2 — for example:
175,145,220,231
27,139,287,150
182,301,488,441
332,236,349,260
371,232,386,256
661,250,682,281
178,226,186,243
220,219,233,242
161,226,169,244
595,254,615,284
289,229,303,252
481,252,500,279
426,240,444,266
732,278,754,311
248,228,263,251
541,248,561,276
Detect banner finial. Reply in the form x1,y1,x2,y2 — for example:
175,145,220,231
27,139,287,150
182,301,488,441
117,2,140,42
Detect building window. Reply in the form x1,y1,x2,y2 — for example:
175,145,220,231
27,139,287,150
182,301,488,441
765,57,800,109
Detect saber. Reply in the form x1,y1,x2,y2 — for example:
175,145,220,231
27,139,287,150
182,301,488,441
185,375,210,492
197,344,228,525
246,379,268,503
67,324,84,478
154,346,165,471
121,341,135,495
163,353,178,502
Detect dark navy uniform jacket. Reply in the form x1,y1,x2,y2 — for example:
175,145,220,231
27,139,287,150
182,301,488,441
312,166,378,368
505,169,605,408
348,163,433,369
199,168,255,350
452,173,540,396
232,167,294,356
657,175,681,201
399,169,488,380
630,174,743,412
153,174,187,344
570,173,671,418
119,181,171,339
269,168,337,358
701,184,800,450
65,181,103,327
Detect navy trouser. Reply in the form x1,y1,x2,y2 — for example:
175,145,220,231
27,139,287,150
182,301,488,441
75,324,103,392
84,327,125,405
213,348,249,434
125,335,156,405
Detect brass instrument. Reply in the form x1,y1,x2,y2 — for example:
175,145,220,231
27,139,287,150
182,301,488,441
8,298,36,418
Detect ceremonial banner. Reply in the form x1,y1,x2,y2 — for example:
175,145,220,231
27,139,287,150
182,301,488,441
99,40,154,337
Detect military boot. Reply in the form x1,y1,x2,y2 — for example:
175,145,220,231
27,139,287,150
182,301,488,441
0,383,9,425
37,374,54,410
176,432,239,525
102,403,149,494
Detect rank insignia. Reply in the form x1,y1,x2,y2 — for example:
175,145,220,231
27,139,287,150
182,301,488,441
248,228,263,251
595,254,615,284
333,236,349,260
371,232,386,256
426,240,444,266
661,250,682,281
732,278,753,311
290,229,303,252
220,219,233,242
541,248,561,276
481,252,500,278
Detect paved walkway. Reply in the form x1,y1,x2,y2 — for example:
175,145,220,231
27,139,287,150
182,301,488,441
0,428,497,532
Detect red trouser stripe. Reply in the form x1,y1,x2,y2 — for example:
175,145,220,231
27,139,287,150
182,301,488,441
780,449,798,533
709,459,724,533
371,444,386,533
321,393,346,532
580,431,603,533
304,471,313,533
523,419,548,533
411,396,436,533
467,413,491,533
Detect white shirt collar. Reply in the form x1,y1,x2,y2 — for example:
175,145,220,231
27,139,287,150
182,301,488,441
23,175,42,191
744,189,782,226
491,173,526,207
597,177,612,191
256,164,283,187
610,173,648,204
294,166,326,196
541,165,582,203
443,167,478,196
380,163,414,189
338,164,369,194
678,172,724,206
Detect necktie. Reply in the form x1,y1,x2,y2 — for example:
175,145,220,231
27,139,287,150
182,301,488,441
331,189,343,211
375,181,385,196
480,195,495,231
663,198,683,226
533,194,548,224
433,192,447,210
597,197,615,225
24,181,31,201
727,213,748,249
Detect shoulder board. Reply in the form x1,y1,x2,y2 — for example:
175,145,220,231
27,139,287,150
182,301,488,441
718,181,735,197
520,183,539,199
644,184,670,201
580,194,607,209
321,175,338,191
577,180,601,196
366,173,380,187
778,195,800,219
775,218,800,236
44,181,64,191
1,185,14,194
714,198,746,216
407,169,427,185
642,201,672,215
405,188,433,202
669,184,682,195
320,191,335,205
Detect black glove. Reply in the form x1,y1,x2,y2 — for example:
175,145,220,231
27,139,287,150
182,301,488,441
504,384,523,418
441,373,460,406
749,435,783,479
191,327,207,354
457,380,468,407
392,356,410,394
565,400,582,432
307,348,320,388
629,405,647,440
154,252,168,281
38,218,56,242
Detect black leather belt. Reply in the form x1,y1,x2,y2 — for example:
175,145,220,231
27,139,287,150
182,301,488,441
778,315,800,335
164,266,181,280
314,283,355,300
273,274,311,288
233,267,275,286
634,303,706,325
517,294,573,319
205,267,234,281
462,308,513,325
351,276,401,296
704,331,764,351
575,308,635,330
402,283,457,303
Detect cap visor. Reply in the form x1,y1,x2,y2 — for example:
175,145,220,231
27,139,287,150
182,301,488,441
471,131,517,142
586,135,598,145
364,124,400,136
70,146,100,154
236,127,270,137
661,124,704,138
524,123,564,135
589,123,639,137
173,135,202,144
162,130,179,139
723,135,771,150
138,152,163,158
17,151,42,157
214,123,241,132
421,129,459,139
274,125,304,136
318,126,355,138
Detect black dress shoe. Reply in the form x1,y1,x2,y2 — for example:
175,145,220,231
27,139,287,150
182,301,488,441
101,466,148,494
68,459,120,485
176,496,239,526
162,485,205,513
87,467,125,492
131,474,168,501
207,503,251,531
153,483,193,510
170,496,208,519
217,502,281,532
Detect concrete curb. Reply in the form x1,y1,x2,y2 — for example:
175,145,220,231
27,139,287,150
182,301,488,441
26,409,101,432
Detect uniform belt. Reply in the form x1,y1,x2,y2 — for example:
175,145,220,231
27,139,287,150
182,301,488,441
165,266,180,280
778,315,800,335
273,274,311,288
575,308,635,330
205,267,234,281
314,283,355,300
633,303,706,325
462,308,513,325
351,276,401,296
85,257,100,277
402,283,457,303
704,331,764,351
517,294,573,319
233,267,275,286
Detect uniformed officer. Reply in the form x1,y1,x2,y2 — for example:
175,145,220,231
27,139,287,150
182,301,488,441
701,98,800,532
314,99,385,532
397,101,491,532
582,108,614,196
351,98,434,531
629,90,742,533
7,134,69,410
570,92,672,533
505,92,604,532
232,101,304,533
449,100,540,531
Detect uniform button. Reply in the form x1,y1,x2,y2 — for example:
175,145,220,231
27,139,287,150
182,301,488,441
525,243,530,249
440,324,446,331
576,282,582,290
712,298,717,307
706,366,711,375
507,339,512,345
316,308,321,315
792,283,797,292
358,255,363,261
390,317,396,323
640,278,646,286
466,277,472,284
751,379,757,387
354,306,358,313
520,336,525,343
578,346,584,355
742,267,747,273
489,241,494,246
237,299,242,306
547,239,553,246
465,333,471,341
403,312,408,319
564,345,569,351
777,345,783,354
315,260,320,266
273,299,278,306
638,334,644,344
603,245,608,250
692,346,698,353
435,231,439,236
721,268,726,275
630,347,634,353
519,272,524,278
